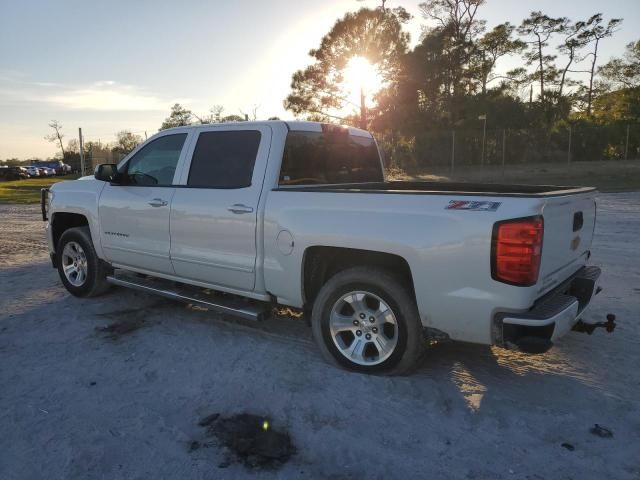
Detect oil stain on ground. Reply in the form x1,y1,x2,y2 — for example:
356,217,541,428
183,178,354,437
94,299,171,340
95,308,151,340
194,412,296,469
96,316,147,340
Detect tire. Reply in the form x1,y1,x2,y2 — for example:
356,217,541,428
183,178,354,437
311,267,424,375
56,226,111,297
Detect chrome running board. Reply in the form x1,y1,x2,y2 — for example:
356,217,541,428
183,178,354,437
106,271,269,321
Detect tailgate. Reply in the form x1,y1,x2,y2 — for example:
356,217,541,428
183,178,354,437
538,193,597,294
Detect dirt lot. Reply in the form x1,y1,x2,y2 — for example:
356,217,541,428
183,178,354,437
1,195,639,479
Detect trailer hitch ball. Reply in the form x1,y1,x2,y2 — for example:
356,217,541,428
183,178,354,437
572,313,617,335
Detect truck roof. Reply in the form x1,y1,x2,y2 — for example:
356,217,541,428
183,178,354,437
161,121,373,138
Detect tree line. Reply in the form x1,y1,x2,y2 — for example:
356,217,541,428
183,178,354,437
2,103,277,168
1,123,147,170
285,1,639,165
158,103,279,130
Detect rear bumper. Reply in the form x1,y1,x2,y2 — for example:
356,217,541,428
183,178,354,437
493,266,601,353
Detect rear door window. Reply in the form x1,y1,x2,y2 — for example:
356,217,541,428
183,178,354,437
187,130,262,188
279,131,383,185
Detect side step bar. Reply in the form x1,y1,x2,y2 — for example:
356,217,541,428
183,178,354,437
106,272,269,321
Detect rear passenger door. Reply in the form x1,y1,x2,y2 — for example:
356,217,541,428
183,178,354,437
170,125,272,292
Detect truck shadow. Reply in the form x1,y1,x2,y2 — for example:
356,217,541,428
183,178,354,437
413,339,621,422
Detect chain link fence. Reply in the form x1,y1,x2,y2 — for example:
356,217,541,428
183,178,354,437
380,124,640,187
87,147,124,175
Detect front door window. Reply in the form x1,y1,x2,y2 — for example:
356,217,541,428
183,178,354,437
125,134,187,186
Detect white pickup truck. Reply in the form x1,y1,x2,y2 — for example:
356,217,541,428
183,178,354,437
42,121,611,374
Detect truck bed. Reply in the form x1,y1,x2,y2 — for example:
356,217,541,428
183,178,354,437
275,181,596,197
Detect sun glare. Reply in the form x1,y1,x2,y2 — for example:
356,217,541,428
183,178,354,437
341,56,384,113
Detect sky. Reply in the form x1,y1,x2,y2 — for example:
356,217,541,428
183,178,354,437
1,0,638,159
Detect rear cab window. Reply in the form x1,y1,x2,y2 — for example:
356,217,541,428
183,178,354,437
279,128,383,186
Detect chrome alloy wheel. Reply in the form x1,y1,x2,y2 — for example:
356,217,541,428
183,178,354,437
329,291,399,366
61,241,88,287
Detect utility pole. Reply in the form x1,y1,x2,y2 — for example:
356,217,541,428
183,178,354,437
360,87,367,130
78,128,86,175
451,130,455,178
479,114,487,167
144,130,148,140
567,126,572,167
501,129,506,180
624,124,630,160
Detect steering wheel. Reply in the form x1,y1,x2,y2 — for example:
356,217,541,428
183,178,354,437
130,171,158,185
283,177,326,185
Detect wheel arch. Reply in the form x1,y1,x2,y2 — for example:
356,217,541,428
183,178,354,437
51,212,90,252
301,246,416,309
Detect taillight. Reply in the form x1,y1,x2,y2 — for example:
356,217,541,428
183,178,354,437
491,216,544,286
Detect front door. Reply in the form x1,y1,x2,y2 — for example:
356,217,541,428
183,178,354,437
99,132,189,274
170,125,271,292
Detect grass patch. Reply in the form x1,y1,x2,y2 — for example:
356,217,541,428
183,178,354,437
0,175,80,204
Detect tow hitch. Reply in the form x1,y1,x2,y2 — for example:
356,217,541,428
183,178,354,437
572,313,617,335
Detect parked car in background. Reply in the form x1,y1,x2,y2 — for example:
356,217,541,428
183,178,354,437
33,160,71,175
25,166,40,177
2,166,30,180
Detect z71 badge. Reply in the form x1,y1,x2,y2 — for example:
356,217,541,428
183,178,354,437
446,200,502,211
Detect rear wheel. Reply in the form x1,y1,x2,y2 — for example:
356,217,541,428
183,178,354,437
311,267,424,375
57,226,111,297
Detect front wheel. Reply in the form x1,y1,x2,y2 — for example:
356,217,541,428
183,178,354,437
311,267,424,375
56,226,111,297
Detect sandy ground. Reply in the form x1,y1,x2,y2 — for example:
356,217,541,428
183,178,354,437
1,194,639,479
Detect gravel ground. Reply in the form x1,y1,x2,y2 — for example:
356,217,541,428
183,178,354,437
1,194,639,479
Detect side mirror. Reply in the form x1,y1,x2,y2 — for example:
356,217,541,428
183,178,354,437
94,163,118,182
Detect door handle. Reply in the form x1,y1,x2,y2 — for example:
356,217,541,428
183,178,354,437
148,198,168,207
228,203,254,214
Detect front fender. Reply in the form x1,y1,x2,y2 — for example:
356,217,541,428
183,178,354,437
49,179,107,259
